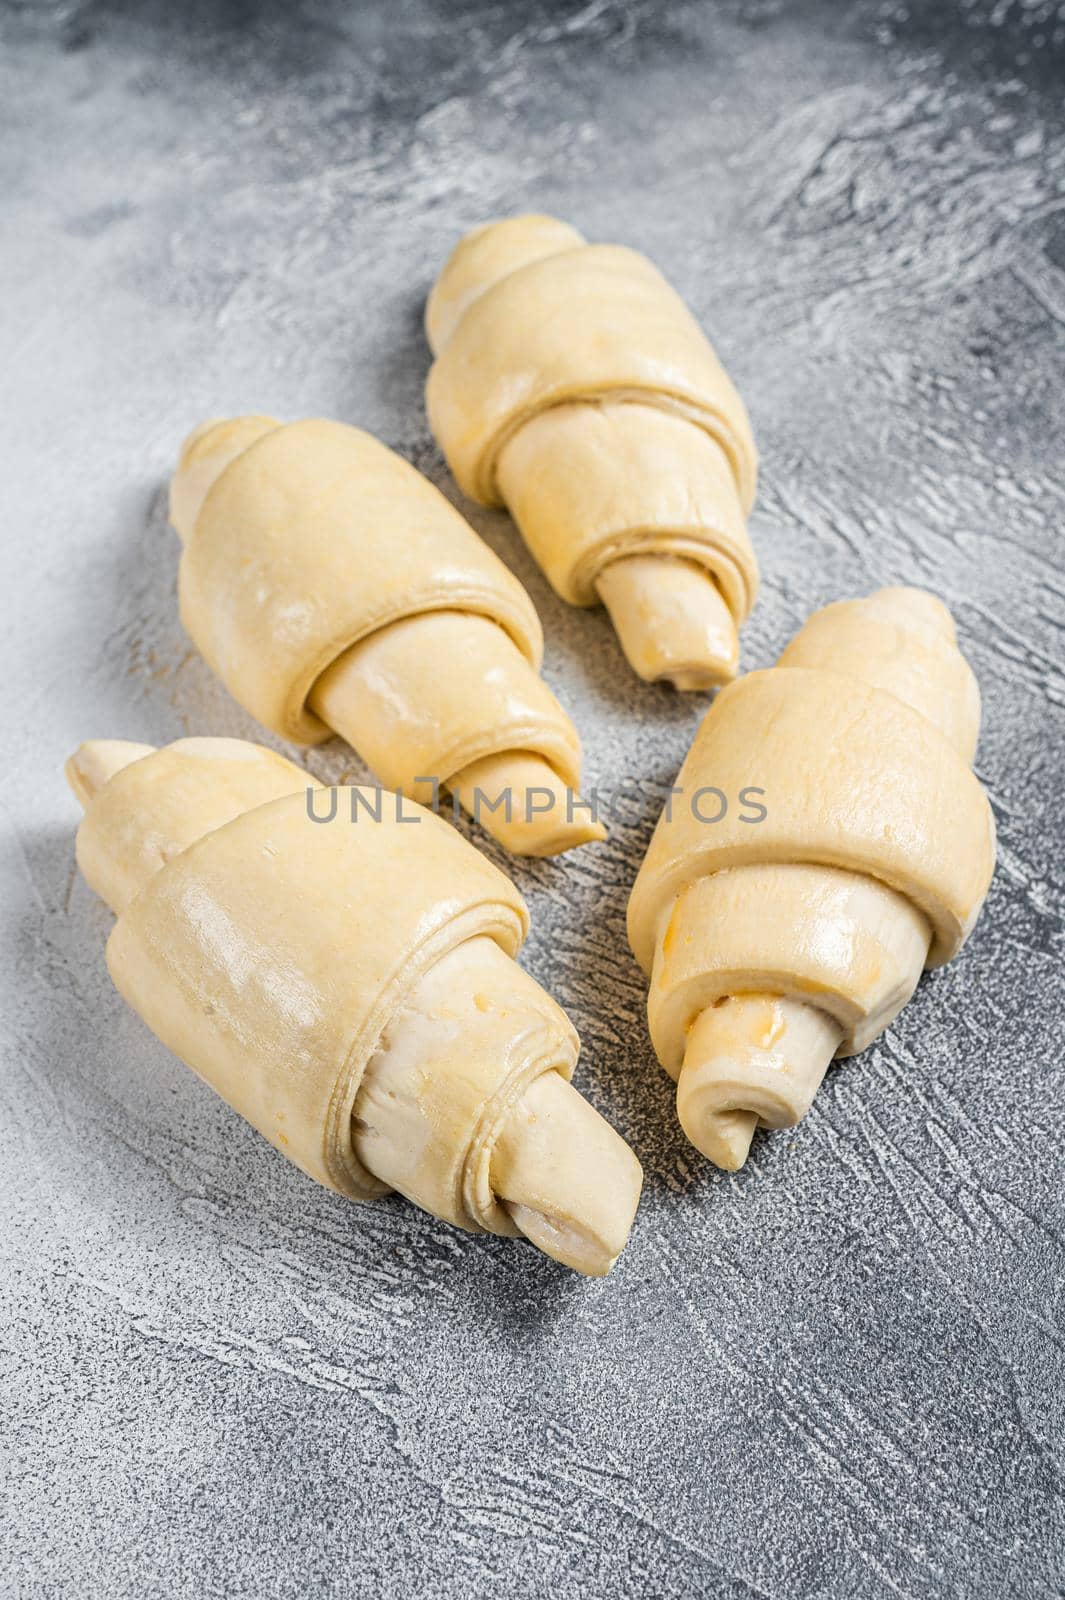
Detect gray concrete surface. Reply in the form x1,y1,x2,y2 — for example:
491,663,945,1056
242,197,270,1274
2,1,1064,1595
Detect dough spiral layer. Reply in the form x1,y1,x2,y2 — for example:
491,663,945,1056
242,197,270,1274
169,415,603,856
627,588,996,1169
67,737,642,1273
426,214,759,689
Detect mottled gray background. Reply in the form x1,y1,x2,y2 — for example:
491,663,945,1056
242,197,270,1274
2,0,1064,1595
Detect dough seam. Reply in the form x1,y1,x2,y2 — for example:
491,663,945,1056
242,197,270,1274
466,388,754,516
178,577,546,746
629,669,995,972
324,902,529,1201
461,1018,579,1237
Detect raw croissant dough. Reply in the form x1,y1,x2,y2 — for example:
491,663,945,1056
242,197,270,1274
425,214,759,689
67,736,642,1274
627,588,996,1169
169,415,603,857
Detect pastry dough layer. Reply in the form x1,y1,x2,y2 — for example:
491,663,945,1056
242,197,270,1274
425,214,585,354
354,934,578,1236
777,588,981,760
75,736,310,914
311,610,581,801
178,417,542,744
106,787,529,1200
495,402,755,612
427,242,757,513
628,666,995,974
648,863,931,1077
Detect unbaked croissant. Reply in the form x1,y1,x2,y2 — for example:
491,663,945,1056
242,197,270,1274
67,736,642,1274
169,414,604,857
627,588,996,1169
425,214,759,689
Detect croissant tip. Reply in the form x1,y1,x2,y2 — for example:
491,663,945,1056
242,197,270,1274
678,1102,758,1172
65,740,156,809
493,1069,643,1275
595,555,740,691
518,818,608,858
177,416,230,465
176,414,281,466
665,661,737,693
64,750,93,809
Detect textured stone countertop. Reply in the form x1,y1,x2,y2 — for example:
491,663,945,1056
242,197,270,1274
2,2,1063,1595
